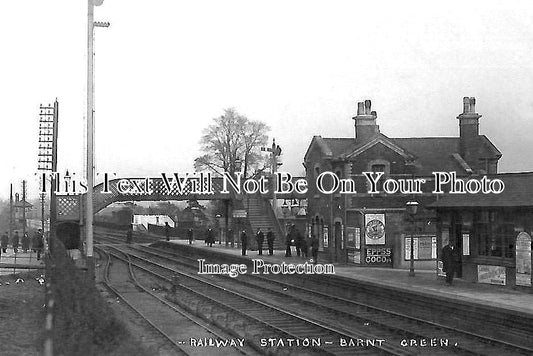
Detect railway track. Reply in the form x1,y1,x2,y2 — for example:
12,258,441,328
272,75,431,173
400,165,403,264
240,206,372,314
96,246,257,356
102,244,407,355
103,234,533,356
95,230,533,355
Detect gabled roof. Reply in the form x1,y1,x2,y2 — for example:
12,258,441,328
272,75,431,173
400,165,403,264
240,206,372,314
389,137,466,175
430,172,533,208
345,135,416,161
304,136,344,162
305,125,501,177
466,135,502,159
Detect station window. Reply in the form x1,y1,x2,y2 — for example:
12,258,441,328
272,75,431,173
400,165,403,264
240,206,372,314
474,210,515,259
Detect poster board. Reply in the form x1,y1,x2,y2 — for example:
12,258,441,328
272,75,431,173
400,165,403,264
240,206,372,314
364,213,385,245
516,232,532,287
404,235,436,260
462,233,470,256
478,265,506,286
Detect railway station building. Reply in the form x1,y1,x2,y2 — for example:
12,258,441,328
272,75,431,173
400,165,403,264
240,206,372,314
430,172,533,289
303,97,502,270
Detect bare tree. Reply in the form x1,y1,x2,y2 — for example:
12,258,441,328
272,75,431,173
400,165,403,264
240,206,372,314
194,108,270,178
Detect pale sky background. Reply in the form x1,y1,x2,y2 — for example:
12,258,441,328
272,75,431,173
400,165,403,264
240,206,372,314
1,0,533,200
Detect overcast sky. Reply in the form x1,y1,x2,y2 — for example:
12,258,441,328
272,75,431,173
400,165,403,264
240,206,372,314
1,0,533,199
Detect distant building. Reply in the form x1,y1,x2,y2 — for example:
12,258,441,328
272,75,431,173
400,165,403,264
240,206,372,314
303,97,501,268
132,214,175,231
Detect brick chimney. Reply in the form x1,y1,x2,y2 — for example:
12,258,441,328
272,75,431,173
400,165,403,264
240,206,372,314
352,99,379,140
457,97,482,160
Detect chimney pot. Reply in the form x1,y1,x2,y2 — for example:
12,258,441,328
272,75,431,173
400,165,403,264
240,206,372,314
469,97,476,113
463,97,470,114
357,102,364,115
364,100,371,114
371,110,377,116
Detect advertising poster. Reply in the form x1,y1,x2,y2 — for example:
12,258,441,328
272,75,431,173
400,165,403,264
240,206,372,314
516,232,532,287
364,213,385,245
478,265,506,286
341,224,344,250
355,228,361,249
346,227,355,248
323,226,329,248
437,261,446,277
405,236,436,260
462,233,470,256
365,247,392,266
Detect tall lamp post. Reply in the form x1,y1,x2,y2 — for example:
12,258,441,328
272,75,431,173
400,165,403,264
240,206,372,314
406,201,419,277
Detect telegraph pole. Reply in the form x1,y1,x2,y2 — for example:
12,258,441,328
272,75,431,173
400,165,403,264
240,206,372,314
9,184,13,241
86,0,108,281
86,0,96,281
22,180,27,239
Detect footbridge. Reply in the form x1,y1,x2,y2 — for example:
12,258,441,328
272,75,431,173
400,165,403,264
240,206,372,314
56,175,306,222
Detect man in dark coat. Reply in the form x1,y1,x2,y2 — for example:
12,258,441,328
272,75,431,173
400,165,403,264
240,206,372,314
266,228,275,256
293,227,302,257
12,231,20,254
21,233,30,253
164,222,171,241
442,240,460,285
187,228,194,244
285,231,292,257
240,230,248,256
311,235,319,264
300,236,308,258
255,228,264,255
33,229,44,260
1,231,8,253
207,228,214,247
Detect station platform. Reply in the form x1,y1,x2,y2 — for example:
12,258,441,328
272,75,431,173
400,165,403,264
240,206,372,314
165,239,533,317
0,251,45,275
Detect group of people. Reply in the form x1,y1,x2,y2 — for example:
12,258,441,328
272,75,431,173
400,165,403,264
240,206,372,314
0,229,44,260
204,228,215,247
240,227,276,256
284,225,319,263
238,226,319,263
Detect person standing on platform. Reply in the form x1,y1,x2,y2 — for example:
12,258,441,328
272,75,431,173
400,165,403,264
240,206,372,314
207,228,214,247
255,228,264,255
285,230,292,257
12,231,20,254
240,230,248,256
187,228,194,244
442,239,460,285
34,229,44,260
266,228,275,256
126,225,133,244
22,232,30,253
300,235,308,259
294,226,302,257
1,231,8,253
311,234,319,264
164,222,171,241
